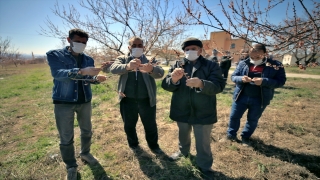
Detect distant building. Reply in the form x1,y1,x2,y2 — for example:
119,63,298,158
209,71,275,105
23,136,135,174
282,53,320,65
282,54,297,65
202,31,252,63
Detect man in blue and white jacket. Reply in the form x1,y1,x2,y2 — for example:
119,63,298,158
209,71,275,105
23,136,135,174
222,43,286,146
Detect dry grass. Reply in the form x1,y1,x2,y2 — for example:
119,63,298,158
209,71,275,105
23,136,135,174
0,64,319,180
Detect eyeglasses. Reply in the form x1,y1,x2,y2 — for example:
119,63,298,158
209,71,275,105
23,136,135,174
130,44,143,48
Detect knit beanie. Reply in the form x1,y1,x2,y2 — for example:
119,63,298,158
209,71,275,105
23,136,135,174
181,37,203,50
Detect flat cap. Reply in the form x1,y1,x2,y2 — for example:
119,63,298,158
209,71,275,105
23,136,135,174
181,37,203,50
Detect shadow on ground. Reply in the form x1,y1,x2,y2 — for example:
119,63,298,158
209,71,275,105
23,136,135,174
86,161,112,180
133,148,250,180
251,138,320,178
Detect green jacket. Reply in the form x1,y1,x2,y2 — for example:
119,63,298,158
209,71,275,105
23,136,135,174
110,54,164,107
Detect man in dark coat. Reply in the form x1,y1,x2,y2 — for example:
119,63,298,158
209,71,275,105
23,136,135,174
210,49,219,63
161,37,225,180
219,53,233,84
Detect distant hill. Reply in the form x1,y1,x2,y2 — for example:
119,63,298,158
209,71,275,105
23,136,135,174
20,53,46,59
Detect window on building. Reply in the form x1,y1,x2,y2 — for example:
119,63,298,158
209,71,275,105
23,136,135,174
230,43,235,49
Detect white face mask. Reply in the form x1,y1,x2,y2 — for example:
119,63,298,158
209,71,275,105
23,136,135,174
250,58,263,65
131,48,144,58
185,50,199,61
71,42,86,53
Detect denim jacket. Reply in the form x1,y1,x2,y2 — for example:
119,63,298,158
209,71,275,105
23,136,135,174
46,46,98,103
231,58,286,106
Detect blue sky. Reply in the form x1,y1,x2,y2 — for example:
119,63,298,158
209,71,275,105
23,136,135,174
0,0,87,56
0,0,315,56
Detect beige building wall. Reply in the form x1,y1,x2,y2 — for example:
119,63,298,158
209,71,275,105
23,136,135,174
282,54,296,65
202,31,251,62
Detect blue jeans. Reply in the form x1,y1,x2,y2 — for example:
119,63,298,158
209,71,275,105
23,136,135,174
54,102,92,169
227,95,266,139
177,122,213,171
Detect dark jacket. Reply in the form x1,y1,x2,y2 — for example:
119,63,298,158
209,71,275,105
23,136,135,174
219,56,232,69
110,54,164,107
161,56,225,125
211,56,218,63
46,46,98,103
231,58,286,106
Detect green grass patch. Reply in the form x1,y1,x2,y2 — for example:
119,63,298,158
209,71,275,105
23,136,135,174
1,64,320,180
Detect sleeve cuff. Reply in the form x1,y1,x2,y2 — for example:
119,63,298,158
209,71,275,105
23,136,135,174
68,68,83,79
171,79,180,85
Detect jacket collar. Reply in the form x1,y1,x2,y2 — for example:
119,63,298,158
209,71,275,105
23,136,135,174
179,55,204,77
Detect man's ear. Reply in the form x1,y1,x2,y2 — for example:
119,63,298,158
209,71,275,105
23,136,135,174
67,37,71,43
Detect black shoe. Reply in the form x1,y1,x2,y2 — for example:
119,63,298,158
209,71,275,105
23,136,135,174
200,170,214,180
151,148,164,155
219,135,237,142
168,151,188,161
241,137,251,147
129,145,142,153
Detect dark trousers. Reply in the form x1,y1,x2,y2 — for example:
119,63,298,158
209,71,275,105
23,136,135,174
120,97,159,149
221,68,230,82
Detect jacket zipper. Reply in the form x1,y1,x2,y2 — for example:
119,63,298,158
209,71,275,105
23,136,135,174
234,64,249,101
260,68,264,108
73,55,87,102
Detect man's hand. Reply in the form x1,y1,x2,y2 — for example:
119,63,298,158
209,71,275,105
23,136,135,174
252,77,263,86
101,61,113,69
95,75,107,83
171,68,185,84
242,75,252,83
80,67,101,76
126,58,141,71
186,77,204,88
139,63,153,73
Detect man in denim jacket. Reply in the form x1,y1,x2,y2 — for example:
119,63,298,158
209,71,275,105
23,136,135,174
46,28,106,180
221,43,286,146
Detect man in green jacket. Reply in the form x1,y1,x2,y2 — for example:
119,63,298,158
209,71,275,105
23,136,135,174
110,37,164,154
161,37,225,180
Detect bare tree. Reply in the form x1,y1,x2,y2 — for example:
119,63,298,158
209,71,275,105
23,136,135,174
40,0,191,56
278,15,320,65
0,36,21,68
151,26,190,65
178,0,320,59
